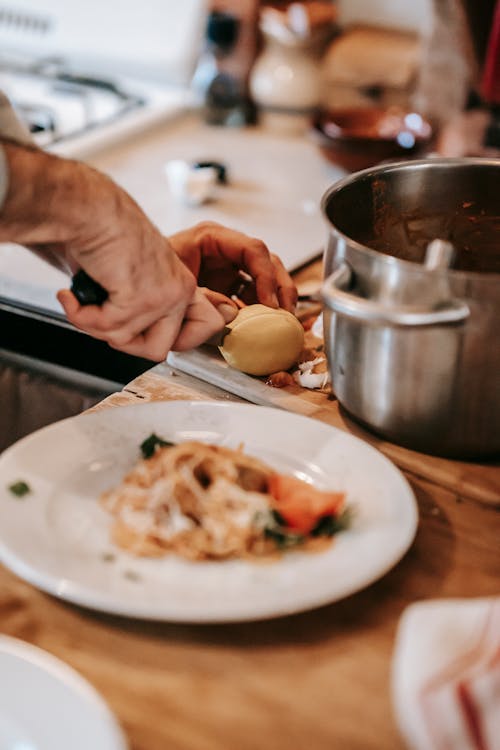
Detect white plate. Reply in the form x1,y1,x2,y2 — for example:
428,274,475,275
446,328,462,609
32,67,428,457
0,635,127,750
0,402,418,622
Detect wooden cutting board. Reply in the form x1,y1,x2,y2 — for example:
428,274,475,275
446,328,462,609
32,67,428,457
166,347,500,508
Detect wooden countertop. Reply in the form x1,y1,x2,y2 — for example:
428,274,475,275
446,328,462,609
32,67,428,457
1,260,499,750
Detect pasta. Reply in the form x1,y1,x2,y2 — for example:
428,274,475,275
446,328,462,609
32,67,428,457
101,439,348,561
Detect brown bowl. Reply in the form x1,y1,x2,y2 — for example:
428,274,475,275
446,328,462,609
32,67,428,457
311,107,433,172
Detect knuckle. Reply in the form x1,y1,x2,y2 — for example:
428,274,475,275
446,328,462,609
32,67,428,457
195,220,219,233
271,252,285,269
105,330,133,348
251,241,271,260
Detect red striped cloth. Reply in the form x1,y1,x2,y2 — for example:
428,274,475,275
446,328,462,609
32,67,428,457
392,598,500,750
482,1,500,105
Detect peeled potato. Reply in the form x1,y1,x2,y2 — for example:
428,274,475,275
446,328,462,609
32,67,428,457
219,304,304,376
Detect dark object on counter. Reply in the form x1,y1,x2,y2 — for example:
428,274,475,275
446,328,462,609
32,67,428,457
193,160,228,184
321,157,500,459
311,107,433,172
192,11,256,127
71,269,108,306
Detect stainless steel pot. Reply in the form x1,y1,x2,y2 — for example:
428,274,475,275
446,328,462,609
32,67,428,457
321,158,500,458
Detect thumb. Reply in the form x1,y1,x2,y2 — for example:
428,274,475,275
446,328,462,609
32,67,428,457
200,288,238,323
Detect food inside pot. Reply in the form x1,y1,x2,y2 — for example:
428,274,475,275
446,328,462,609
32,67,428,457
326,162,500,275
364,202,500,274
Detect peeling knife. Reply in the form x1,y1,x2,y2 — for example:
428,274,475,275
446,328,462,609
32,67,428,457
205,326,232,348
70,268,108,306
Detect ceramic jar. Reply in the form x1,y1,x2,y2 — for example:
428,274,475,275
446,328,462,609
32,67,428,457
250,27,322,133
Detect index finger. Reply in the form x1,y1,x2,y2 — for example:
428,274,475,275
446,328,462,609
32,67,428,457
205,226,280,308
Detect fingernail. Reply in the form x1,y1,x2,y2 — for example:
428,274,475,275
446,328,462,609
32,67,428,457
217,302,238,323
270,293,279,308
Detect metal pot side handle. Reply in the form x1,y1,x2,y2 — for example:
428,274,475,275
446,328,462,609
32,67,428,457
321,263,470,327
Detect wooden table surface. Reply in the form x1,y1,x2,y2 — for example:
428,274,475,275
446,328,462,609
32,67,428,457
1,263,499,750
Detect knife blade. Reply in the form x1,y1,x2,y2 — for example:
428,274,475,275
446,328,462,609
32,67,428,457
205,326,232,348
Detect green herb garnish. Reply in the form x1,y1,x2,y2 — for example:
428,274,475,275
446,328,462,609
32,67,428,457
8,480,31,498
264,526,304,549
270,509,286,525
311,508,353,537
140,433,174,459
259,509,304,549
257,505,353,550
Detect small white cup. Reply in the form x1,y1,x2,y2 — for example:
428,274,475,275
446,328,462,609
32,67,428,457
164,160,218,206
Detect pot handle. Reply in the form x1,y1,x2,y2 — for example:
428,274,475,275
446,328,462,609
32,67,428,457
322,263,470,326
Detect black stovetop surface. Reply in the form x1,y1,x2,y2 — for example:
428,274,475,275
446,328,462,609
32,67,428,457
0,304,152,384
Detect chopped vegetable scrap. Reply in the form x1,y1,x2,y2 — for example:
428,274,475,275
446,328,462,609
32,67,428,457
8,480,31,498
140,433,175,459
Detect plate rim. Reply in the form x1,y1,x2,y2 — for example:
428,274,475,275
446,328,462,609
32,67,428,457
0,400,418,623
0,634,128,749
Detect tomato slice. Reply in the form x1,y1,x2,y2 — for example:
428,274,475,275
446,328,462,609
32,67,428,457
268,474,345,534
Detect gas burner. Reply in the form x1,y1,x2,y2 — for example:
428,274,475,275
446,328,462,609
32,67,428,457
0,50,191,158
0,54,145,147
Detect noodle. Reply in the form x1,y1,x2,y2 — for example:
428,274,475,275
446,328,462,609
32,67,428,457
100,440,348,560
101,441,273,560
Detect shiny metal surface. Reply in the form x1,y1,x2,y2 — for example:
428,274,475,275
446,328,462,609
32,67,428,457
321,158,500,458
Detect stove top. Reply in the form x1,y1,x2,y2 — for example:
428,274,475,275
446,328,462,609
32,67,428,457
0,54,194,158
0,0,206,157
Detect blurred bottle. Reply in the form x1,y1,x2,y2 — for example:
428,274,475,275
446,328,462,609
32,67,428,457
192,10,256,126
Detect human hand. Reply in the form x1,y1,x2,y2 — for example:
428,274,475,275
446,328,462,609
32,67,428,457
0,142,226,361
168,221,298,312
55,176,227,360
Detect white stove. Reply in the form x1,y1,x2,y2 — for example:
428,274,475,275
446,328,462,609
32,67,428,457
0,0,206,158
0,0,208,321
0,54,193,158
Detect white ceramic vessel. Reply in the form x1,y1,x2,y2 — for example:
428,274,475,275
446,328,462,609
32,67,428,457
250,25,322,133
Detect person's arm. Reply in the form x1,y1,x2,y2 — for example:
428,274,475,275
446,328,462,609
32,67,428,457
0,139,225,360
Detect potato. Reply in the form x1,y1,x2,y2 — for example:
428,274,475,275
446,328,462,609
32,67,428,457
219,304,304,376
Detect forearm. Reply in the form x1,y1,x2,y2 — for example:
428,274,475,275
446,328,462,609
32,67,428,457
0,139,89,245
0,137,131,256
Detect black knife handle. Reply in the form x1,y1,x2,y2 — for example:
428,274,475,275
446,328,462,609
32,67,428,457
71,269,109,306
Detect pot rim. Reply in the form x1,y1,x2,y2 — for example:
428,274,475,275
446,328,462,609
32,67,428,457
321,157,500,281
